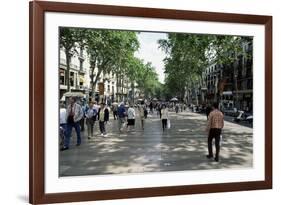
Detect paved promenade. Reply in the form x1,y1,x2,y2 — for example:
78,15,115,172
59,110,253,176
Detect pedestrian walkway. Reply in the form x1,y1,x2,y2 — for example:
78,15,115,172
59,110,253,176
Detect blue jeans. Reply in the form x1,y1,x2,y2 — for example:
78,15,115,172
64,121,81,148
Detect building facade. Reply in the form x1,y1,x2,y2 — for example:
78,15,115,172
194,40,253,112
59,46,140,104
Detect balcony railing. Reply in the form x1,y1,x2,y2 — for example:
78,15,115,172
70,63,79,70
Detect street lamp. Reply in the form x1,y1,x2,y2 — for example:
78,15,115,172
234,69,239,110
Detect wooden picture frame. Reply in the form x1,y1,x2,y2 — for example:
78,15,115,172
29,1,272,204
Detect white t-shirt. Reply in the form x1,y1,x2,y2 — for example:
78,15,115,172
139,105,145,117
161,108,169,119
127,107,135,119
60,108,67,124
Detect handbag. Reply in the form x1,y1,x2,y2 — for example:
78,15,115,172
167,119,171,129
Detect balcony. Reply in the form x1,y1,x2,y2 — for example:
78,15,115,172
78,54,87,61
60,58,66,65
70,63,79,70
59,59,67,69
79,68,86,74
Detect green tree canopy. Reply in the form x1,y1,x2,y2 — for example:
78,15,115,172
158,33,252,100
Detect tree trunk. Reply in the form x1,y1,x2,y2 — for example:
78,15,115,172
92,68,103,97
66,52,71,92
131,81,135,104
116,72,119,102
90,58,96,100
121,76,124,102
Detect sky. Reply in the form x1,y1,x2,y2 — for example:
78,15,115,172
134,32,168,84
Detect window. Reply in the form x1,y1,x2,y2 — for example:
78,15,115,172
79,60,83,71
247,79,253,90
70,72,74,87
60,70,65,85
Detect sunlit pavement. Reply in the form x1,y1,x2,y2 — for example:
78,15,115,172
59,110,253,176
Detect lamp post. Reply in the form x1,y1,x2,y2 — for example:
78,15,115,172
89,73,96,101
234,70,239,110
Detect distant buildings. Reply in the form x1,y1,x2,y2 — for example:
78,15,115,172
188,40,253,112
59,47,139,104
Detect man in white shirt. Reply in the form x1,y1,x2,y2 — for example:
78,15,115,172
161,104,169,131
60,103,67,126
127,104,135,131
61,97,84,151
59,103,67,147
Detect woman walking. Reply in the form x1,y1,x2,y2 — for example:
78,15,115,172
127,104,135,131
161,104,169,131
85,101,97,139
139,101,146,130
97,103,109,137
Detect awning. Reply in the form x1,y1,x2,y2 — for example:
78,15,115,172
222,91,233,95
233,90,253,94
63,92,85,97
60,70,65,76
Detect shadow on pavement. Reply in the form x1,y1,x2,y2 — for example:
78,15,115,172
60,111,253,176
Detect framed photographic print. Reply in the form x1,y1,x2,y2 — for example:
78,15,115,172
29,1,272,204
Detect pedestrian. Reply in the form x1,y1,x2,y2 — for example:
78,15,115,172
97,102,109,136
157,104,162,119
112,103,118,120
205,102,224,162
61,97,84,151
206,104,212,120
59,103,67,147
175,104,179,113
92,101,99,110
79,100,86,132
85,101,97,139
127,103,135,131
161,104,169,131
139,101,146,130
117,102,127,132
144,105,148,119
149,102,153,114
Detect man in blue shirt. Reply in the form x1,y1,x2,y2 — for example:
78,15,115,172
117,102,126,132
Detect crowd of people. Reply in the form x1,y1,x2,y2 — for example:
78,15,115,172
60,97,224,162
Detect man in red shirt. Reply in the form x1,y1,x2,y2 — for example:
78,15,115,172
205,102,224,162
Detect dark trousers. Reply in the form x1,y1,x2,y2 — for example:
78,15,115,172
162,119,167,130
64,122,81,147
99,121,106,134
208,128,221,159
86,118,95,137
80,117,85,131
113,111,117,120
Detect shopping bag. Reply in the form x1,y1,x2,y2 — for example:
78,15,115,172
167,119,171,129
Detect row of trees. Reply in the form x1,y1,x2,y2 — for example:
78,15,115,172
59,27,161,100
158,33,252,102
